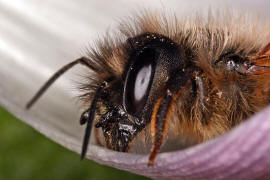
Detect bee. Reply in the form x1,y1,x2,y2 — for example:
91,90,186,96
26,11,270,166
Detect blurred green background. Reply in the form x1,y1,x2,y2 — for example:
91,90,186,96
0,106,150,180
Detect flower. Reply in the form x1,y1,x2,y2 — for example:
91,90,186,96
1,1,270,179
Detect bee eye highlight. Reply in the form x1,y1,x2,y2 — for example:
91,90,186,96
134,63,152,102
123,48,156,116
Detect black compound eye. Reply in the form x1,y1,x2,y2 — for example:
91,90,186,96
123,48,156,116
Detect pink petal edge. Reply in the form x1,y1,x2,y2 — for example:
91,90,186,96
86,105,270,179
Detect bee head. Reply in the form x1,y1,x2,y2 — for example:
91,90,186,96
26,10,270,166
80,12,270,165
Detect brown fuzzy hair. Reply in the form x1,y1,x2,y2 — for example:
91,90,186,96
80,10,270,153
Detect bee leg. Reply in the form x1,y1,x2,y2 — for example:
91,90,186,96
246,65,270,74
258,42,270,56
246,43,270,75
148,89,181,166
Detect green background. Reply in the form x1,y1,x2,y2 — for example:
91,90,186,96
0,106,150,180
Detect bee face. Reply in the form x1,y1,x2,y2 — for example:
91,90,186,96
92,33,191,153
27,11,270,166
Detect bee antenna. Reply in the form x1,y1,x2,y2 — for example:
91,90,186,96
80,82,106,160
26,57,95,109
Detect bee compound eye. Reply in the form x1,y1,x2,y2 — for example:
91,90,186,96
123,48,156,116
